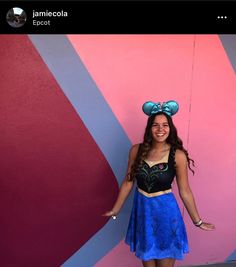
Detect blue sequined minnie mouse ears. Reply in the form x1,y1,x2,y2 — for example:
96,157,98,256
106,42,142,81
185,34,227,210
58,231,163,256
142,100,179,117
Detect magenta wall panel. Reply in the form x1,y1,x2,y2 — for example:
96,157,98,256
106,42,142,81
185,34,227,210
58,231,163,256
0,35,118,267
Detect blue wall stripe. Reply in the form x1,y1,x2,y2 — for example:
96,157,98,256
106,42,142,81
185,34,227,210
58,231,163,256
28,35,133,267
219,35,236,73
225,250,236,262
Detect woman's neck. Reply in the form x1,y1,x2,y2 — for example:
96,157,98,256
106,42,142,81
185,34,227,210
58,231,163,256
151,142,169,151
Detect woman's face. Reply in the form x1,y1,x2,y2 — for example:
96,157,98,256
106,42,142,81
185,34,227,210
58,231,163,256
151,114,170,143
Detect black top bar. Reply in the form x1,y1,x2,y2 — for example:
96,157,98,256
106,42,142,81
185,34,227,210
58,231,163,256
0,1,235,34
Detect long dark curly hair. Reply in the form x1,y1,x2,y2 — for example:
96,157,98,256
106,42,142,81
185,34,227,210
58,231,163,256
127,112,194,181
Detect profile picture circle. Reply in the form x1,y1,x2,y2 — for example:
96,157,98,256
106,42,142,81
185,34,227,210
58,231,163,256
6,7,27,28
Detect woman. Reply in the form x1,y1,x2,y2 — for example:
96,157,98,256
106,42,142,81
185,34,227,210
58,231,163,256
104,100,215,267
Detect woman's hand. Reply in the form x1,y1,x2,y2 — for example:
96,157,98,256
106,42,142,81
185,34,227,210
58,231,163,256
103,210,118,220
199,222,215,231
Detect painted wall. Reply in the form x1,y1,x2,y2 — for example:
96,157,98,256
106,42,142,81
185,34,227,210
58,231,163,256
0,35,235,267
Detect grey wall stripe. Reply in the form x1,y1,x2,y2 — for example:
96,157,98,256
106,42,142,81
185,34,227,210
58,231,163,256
29,35,133,267
219,35,236,73
225,250,236,262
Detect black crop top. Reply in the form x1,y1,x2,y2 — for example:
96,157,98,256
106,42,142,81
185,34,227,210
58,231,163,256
136,147,176,193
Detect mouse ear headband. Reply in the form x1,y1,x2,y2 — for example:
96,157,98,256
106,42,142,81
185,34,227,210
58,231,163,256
142,100,179,117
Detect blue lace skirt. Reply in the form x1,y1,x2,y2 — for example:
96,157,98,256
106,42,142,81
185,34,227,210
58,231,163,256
125,188,189,261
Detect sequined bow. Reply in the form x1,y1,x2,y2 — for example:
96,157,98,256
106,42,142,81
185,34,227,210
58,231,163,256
142,100,179,117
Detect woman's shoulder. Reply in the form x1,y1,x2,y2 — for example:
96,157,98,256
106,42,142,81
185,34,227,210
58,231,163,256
129,143,141,158
174,148,187,163
130,143,141,153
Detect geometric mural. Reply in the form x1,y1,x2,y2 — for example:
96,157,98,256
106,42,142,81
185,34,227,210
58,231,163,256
1,34,236,267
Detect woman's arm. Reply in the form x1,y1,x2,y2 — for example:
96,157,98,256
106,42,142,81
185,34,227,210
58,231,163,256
175,149,215,231
103,144,139,218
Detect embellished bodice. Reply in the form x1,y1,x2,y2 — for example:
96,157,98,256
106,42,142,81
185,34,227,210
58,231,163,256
136,147,176,193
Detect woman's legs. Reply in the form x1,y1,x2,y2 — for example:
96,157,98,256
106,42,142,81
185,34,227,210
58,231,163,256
142,258,176,267
156,258,175,267
142,259,156,267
